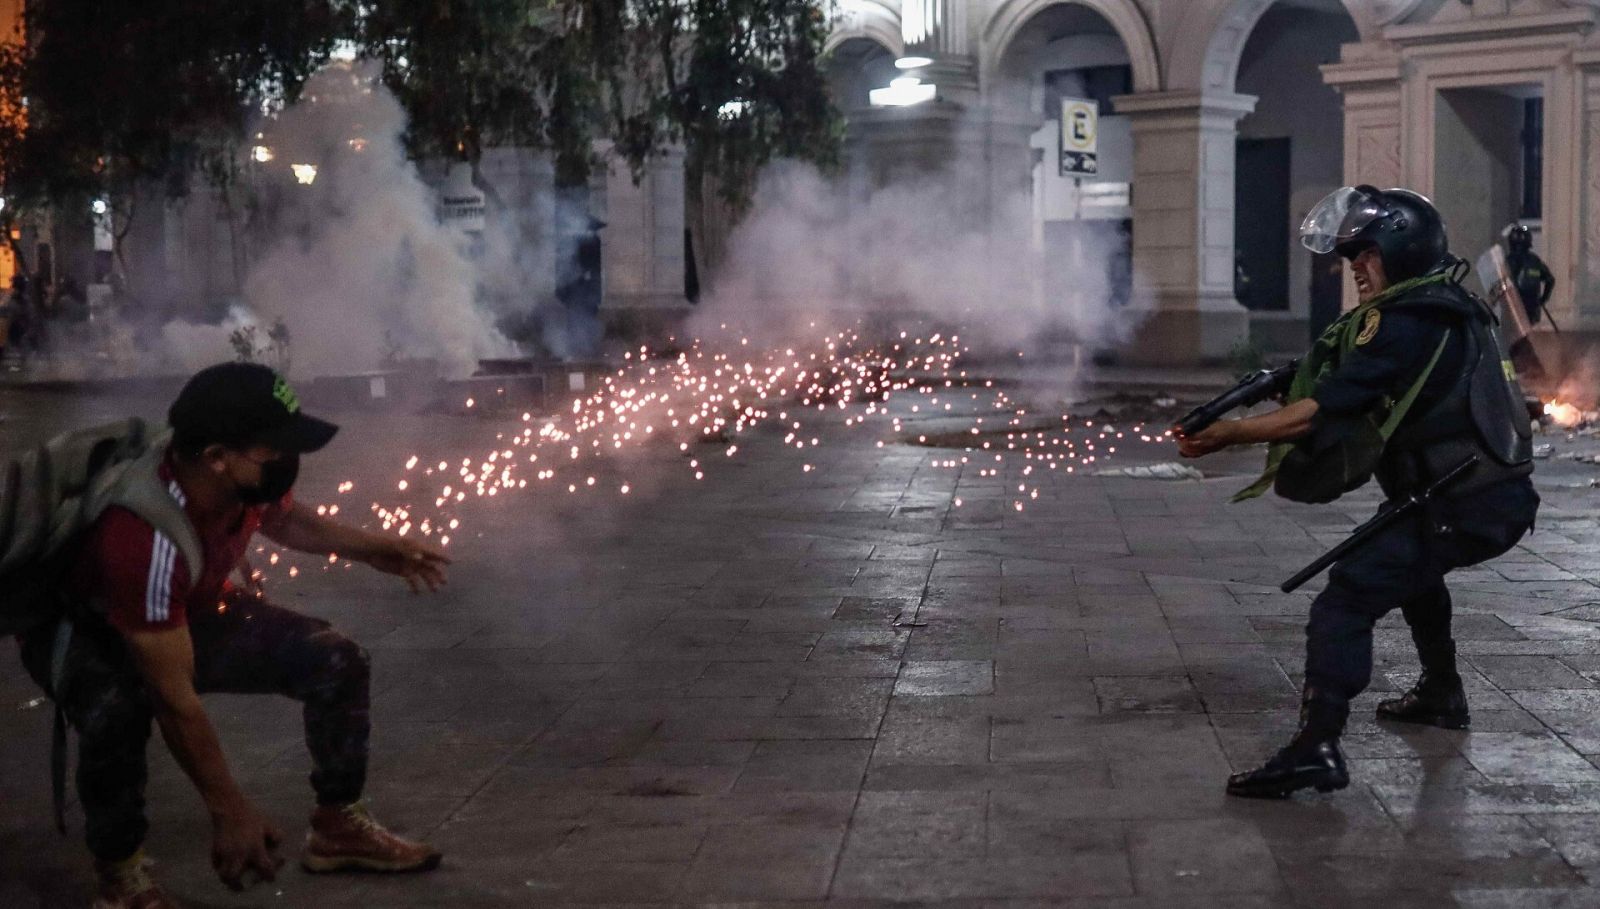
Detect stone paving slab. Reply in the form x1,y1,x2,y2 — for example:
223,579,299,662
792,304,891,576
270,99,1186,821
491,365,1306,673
6,385,1600,906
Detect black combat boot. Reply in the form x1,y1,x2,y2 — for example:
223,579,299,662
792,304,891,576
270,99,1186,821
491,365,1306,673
1226,690,1350,799
1376,670,1469,729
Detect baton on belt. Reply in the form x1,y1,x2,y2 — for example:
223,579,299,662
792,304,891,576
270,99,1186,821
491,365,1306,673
1280,455,1478,593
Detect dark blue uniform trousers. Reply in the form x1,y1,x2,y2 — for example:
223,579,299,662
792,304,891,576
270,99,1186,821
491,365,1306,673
1304,478,1538,713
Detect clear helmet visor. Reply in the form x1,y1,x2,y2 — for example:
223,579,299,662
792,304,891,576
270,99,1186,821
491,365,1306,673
1299,186,1387,254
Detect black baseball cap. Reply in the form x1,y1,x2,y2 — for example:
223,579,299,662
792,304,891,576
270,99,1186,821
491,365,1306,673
169,362,339,454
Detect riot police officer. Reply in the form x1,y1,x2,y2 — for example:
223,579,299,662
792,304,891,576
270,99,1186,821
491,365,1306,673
1506,224,1555,327
1178,186,1538,798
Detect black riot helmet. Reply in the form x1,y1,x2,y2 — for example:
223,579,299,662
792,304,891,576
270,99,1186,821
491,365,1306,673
1300,185,1449,283
1508,223,1532,255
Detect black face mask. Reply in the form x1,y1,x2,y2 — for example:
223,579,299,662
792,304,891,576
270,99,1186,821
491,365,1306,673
238,454,300,505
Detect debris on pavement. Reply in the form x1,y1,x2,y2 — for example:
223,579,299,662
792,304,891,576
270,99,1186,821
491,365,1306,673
1092,462,1204,481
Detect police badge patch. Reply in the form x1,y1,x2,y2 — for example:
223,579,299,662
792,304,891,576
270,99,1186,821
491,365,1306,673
1355,308,1381,346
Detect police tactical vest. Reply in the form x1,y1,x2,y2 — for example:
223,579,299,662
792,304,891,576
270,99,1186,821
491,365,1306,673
1376,281,1534,498
1237,274,1532,505
1237,273,1450,504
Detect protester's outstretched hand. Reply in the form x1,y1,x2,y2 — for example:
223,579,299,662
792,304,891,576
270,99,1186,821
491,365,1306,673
366,537,451,593
212,799,284,891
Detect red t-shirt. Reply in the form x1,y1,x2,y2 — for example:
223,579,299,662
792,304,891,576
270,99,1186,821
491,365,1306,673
75,455,291,633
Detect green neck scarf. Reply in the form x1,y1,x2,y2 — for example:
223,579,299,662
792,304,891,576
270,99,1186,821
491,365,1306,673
1232,272,1452,503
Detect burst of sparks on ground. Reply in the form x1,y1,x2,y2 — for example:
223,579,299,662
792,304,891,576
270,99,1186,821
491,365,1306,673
260,323,1174,585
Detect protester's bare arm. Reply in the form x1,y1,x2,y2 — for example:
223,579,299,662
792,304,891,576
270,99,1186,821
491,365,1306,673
260,502,450,592
122,627,284,889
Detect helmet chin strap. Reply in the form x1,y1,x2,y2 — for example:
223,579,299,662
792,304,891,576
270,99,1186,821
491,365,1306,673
1439,255,1470,286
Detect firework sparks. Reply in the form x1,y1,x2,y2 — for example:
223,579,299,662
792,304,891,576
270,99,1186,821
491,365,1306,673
256,323,1174,585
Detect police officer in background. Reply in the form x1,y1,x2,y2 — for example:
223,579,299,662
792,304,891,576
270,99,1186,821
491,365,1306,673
1178,186,1538,798
1506,224,1555,327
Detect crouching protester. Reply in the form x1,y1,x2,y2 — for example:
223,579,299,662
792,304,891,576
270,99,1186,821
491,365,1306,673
1177,186,1538,799
7,363,451,908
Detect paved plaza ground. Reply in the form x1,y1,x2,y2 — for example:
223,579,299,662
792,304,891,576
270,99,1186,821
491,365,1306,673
6,374,1600,908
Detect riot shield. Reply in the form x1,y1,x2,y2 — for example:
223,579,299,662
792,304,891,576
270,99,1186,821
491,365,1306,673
1476,245,1547,384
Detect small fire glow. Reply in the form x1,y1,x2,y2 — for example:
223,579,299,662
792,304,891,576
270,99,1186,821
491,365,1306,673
1545,399,1584,429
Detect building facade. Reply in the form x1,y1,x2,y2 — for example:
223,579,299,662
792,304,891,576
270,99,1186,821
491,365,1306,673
827,0,1600,364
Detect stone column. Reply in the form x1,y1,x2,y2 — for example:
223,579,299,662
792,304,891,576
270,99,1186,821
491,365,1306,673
843,101,1038,306
477,147,558,306
1322,56,1403,313
1572,51,1600,330
900,0,977,96
598,146,689,331
1112,90,1256,366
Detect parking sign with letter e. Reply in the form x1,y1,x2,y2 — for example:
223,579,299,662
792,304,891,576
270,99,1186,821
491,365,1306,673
1060,97,1099,178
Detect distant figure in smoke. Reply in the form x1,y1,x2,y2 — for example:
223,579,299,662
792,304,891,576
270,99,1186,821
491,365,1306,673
15,364,450,907
7,271,33,355
1505,224,1555,327
556,215,605,357
55,275,90,324
1233,250,1254,309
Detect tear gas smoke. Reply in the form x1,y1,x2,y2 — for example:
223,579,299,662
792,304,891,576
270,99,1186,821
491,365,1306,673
693,160,1146,358
163,62,512,378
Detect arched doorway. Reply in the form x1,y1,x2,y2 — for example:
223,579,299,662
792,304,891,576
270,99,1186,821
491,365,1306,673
1231,0,1360,349
986,1,1153,350
825,36,901,115
1178,0,1360,351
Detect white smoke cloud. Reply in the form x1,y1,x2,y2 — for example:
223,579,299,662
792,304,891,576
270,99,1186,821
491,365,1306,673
157,305,268,373
147,65,1143,380
161,62,512,378
693,158,1146,357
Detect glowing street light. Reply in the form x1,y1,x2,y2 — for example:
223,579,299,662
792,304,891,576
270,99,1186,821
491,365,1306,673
291,164,318,185
869,76,936,107
252,145,274,163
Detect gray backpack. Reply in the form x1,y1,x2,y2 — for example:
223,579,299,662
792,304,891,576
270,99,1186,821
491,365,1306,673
0,417,203,637
0,418,204,833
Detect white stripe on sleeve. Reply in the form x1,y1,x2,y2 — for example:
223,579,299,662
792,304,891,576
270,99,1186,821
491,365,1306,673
145,532,176,622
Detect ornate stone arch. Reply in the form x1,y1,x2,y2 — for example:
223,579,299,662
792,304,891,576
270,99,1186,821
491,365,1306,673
1171,0,1369,94
826,0,904,57
1179,0,1276,93
981,0,1162,95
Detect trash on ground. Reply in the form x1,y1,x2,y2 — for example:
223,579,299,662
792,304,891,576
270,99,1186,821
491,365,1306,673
1092,462,1204,481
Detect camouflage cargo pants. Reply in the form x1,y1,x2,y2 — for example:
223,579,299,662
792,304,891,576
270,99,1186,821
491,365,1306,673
19,592,371,862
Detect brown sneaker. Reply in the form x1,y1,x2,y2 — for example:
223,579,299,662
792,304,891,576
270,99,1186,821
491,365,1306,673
91,850,178,909
302,801,442,873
